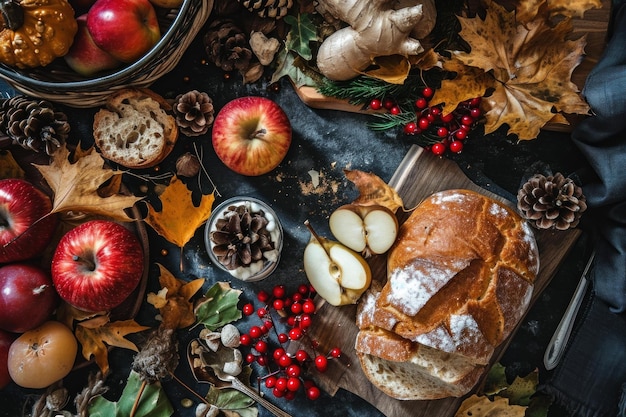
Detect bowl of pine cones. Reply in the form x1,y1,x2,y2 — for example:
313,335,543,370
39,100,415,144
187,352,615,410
0,0,213,108
205,197,284,282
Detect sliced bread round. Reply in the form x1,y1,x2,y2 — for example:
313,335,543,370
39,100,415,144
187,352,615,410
93,88,178,169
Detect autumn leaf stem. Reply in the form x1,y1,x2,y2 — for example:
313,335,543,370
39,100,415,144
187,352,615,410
1,211,54,248
129,379,147,417
180,246,184,272
193,142,220,197
169,371,210,405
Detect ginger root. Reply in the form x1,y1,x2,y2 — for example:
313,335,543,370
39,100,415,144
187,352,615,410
316,0,436,81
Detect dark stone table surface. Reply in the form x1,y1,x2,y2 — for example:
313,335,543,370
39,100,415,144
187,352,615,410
0,32,592,417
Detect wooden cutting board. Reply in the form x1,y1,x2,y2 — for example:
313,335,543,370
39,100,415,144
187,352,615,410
289,145,581,417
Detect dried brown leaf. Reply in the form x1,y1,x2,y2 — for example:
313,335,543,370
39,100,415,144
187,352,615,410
147,264,205,329
344,169,403,213
455,395,526,417
0,150,25,179
75,317,150,374
447,0,589,139
33,145,142,221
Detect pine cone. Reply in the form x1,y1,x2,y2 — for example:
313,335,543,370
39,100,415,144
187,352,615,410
0,96,69,155
172,90,215,136
239,0,293,19
210,203,275,270
203,20,253,72
517,173,587,230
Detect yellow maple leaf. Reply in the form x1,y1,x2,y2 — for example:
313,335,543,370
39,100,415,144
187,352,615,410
438,0,589,140
75,316,150,374
145,175,215,248
344,169,404,213
33,144,142,221
146,263,205,329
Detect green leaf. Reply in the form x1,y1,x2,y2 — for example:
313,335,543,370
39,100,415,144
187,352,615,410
205,366,257,416
284,14,318,61
194,282,243,331
484,363,540,406
270,48,318,87
88,370,174,417
505,370,539,406
484,363,509,397
526,394,552,417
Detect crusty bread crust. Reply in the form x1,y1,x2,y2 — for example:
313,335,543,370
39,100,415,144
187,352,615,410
93,88,178,169
355,189,539,400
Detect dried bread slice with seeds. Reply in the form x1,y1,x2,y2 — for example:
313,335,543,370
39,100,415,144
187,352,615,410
93,88,178,169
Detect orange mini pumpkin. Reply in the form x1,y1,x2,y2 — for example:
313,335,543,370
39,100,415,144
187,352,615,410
0,0,78,68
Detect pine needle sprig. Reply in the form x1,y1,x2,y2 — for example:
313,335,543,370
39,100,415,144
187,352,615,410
317,70,444,107
367,111,416,131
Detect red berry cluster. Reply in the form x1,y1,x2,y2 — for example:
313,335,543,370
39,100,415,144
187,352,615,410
240,284,341,401
369,87,483,155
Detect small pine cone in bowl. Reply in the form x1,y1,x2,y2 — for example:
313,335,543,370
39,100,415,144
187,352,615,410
172,90,215,136
517,173,587,230
205,197,283,281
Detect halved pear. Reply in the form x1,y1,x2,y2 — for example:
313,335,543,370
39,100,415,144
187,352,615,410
329,204,399,257
303,222,371,306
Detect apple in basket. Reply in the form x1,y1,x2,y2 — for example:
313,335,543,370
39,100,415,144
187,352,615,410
0,178,58,264
64,14,122,76
212,96,292,176
51,220,144,312
86,0,161,64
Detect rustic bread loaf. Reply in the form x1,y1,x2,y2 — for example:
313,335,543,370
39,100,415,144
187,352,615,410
355,189,539,400
356,287,485,400
93,88,178,169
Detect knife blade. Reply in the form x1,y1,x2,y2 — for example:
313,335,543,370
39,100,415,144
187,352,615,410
543,250,595,371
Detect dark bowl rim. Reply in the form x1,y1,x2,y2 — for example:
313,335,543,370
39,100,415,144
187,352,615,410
0,0,196,91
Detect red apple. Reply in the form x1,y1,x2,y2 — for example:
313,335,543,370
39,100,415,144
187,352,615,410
86,0,160,63
64,14,122,76
0,263,59,333
0,329,16,389
51,220,143,312
0,179,58,264
212,96,292,176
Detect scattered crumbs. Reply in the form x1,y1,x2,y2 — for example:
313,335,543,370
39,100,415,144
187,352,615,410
299,169,341,199
308,169,320,188
275,173,283,182
330,161,337,169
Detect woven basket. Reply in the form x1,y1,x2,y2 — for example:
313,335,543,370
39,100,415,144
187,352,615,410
0,0,213,108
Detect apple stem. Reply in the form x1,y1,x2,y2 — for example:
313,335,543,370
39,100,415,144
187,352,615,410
250,129,266,140
304,220,332,258
73,255,96,271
